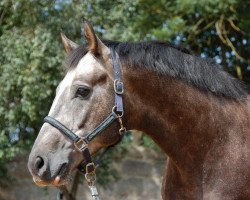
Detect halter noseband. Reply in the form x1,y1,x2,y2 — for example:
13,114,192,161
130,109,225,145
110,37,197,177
43,48,125,198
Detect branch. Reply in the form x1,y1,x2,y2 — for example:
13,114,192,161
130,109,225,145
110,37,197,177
187,18,204,41
193,18,205,32
227,19,249,36
216,15,250,63
236,65,243,80
224,32,247,62
187,18,215,46
215,15,227,45
228,19,241,33
0,1,12,26
195,20,214,35
0,6,7,25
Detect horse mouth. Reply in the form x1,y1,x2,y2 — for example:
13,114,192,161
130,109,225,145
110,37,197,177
56,163,68,177
33,163,70,187
52,163,70,186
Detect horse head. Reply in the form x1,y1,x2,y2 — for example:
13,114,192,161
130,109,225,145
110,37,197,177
28,20,122,186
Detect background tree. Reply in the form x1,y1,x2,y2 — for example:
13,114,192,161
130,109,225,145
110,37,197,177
0,0,249,194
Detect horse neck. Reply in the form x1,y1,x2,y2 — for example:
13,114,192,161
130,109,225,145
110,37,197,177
123,66,247,170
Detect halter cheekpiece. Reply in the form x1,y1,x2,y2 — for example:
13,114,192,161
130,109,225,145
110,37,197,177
43,48,125,200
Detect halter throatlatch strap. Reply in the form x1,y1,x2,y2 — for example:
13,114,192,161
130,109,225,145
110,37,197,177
110,49,124,115
43,48,125,200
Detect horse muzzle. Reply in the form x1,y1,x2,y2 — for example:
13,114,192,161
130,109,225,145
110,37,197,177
28,148,72,186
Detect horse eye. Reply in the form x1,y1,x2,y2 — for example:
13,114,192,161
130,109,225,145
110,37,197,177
75,87,90,98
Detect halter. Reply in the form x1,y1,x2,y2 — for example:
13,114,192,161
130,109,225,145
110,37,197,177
43,48,126,200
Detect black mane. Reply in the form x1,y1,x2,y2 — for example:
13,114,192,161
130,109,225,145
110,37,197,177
67,40,246,100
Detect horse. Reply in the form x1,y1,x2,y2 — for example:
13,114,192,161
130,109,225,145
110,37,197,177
28,19,250,200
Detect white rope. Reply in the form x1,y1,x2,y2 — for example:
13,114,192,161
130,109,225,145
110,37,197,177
89,185,100,200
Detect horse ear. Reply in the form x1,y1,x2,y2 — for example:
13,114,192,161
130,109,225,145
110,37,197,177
83,18,109,56
61,32,79,54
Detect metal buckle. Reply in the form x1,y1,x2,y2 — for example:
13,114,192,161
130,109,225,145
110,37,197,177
114,79,124,95
74,138,87,152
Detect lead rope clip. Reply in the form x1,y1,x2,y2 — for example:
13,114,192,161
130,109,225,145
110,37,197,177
85,163,100,200
118,116,126,135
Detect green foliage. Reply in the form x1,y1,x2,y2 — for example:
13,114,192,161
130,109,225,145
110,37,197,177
0,0,249,187
0,1,65,181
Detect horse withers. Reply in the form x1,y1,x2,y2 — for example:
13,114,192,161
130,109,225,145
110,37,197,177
28,20,250,199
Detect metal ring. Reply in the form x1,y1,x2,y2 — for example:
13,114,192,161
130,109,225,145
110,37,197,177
74,138,88,152
85,172,96,183
112,106,124,117
119,127,126,135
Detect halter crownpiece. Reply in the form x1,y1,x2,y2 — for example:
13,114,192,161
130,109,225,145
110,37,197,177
43,48,125,200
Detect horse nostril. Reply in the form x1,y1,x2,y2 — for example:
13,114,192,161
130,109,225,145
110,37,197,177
35,156,44,170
